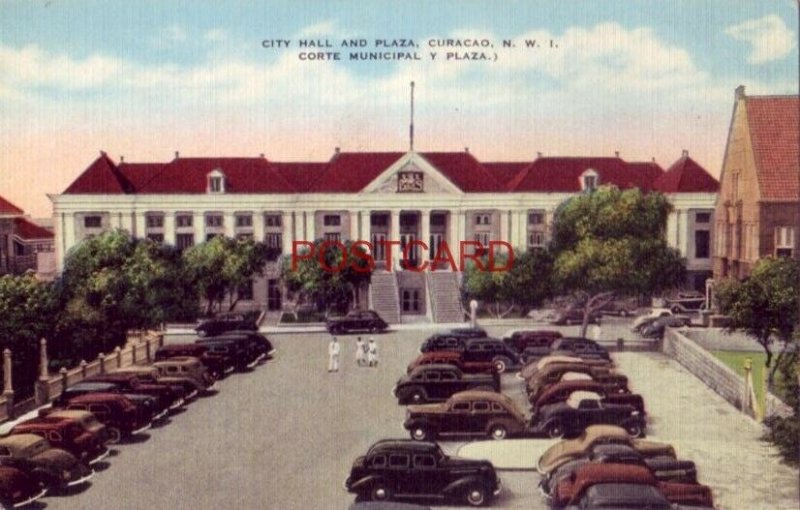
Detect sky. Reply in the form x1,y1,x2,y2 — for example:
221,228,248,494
1,0,798,218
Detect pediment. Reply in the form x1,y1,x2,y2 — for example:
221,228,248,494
362,153,463,195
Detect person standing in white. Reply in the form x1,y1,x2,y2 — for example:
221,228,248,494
367,337,379,367
328,336,341,372
355,337,366,367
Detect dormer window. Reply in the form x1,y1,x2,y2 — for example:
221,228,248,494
581,169,599,192
207,169,225,193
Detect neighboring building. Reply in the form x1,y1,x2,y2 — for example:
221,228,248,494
0,195,55,276
713,86,800,280
52,149,718,323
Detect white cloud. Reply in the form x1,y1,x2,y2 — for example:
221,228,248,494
298,20,339,38
725,14,796,64
151,24,188,48
204,29,227,42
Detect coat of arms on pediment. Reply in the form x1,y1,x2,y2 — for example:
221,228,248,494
397,171,424,192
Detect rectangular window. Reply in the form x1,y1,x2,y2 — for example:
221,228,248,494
176,233,194,250
370,214,388,227
323,215,341,226
206,233,219,242
209,176,223,192
237,279,254,301
176,214,193,228
206,214,223,227
235,233,254,240
474,214,491,225
528,212,544,225
695,230,710,259
528,232,545,248
775,227,795,257
235,214,253,227
474,232,489,246
146,233,164,243
264,214,282,227
323,232,341,242
695,212,711,224
84,216,102,228
584,175,597,191
265,233,283,250
267,279,282,311
146,214,164,228
430,214,446,227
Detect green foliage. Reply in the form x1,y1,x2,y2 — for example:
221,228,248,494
0,274,58,397
551,186,686,335
281,240,372,313
715,257,799,384
462,249,554,317
762,356,799,467
183,236,269,314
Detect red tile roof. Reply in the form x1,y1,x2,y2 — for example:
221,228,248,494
0,195,24,215
746,96,800,201
271,162,328,191
419,152,502,192
308,152,405,192
483,162,532,189
654,155,719,193
13,217,53,240
506,157,663,192
64,152,133,194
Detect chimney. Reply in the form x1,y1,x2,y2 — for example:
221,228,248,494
651,157,656,163
259,153,265,158
334,146,340,154
614,151,620,158
99,150,107,157
682,149,689,158
536,152,543,158
120,155,124,162
464,147,469,153
735,85,746,100
174,151,180,159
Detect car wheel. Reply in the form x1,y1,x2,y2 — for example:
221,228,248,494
671,305,681,313
369,325,377,333
625,422,644,438
410,426,432,441
489,424,507,440
370,483,391,502
547,421,566,439
409,388,426,403
493,358,508,373
106,426,122,445
465,484,488,507
620,310,629,317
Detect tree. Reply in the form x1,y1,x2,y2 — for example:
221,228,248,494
462,249,554,317
551,186,686,336
281,240,372,314
0,274,58,397
715,257,799,389
183,236,269,315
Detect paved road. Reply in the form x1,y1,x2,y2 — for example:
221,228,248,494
37,323,798,510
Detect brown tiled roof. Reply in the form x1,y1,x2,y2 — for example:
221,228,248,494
506,157,663,192
0,195,24,215
746,96,800,201
13,217,53,240
654,155,719,193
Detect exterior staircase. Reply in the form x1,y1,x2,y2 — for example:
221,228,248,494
428,271,465,323
369,271,401,324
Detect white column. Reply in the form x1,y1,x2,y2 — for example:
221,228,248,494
677,210,688,257
499,210,510,245
223,212,235,238
349,211,360,242
252,211,265,242
280,212,293,255
305,211,315,242
514,210,526,249
293,212,304,244
163,213,176,246
194,211,205,243
447,211,459,257
545,210,555,244
133,212,146,240
666,211,678,249
420,210,431,261
390,210,401,270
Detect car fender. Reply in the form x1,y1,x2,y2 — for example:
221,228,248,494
442,475,488,498
486,418,524,436
348,475,385,493
404,417,437,432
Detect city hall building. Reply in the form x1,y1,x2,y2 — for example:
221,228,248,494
51,148,719,323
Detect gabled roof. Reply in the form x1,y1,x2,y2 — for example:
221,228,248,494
483,162,532,189
0,195,23,215
745,95,800,201
13,217,53,241
654,154,719,193
270,162,328,192
308,152,405,192
506,157,663,192
64,152,133,194
419,152,502,192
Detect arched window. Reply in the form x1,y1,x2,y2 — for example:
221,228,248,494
580,169,599,192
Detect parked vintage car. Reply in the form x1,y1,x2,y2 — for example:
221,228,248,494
462,338,523,373
326,310,388,334
404,391,529,441
344,439,502,507
502,329,562,353
155,343,232,379
552,463,714,508
42,409,111,446
446,327,488,339
153,356,216,391
406,351,495,375
418,334,468,354
548,337,611,361
54,381,166,421
0,465,47,508
0,433,93,491
531,392,646,438
595,297,639,317
526,364,628,401
393,365,500,405
664,291,706,313
631,308,673,332
87,372,185,412
195,312,258,337
115,365,204,401
542,443,698,496
10,414,109,466
551,308,602,326
530,380,644,416
563,483,714,510
195,335,261,371
640,315,692,338
42,392,152,443
537,425,676,475
206,330,274,365
519,354,613,381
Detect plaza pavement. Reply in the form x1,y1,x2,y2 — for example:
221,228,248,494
26,322,799,510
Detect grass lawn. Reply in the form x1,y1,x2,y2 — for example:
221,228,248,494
710,350,767,415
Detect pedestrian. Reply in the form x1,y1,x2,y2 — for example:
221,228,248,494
328,336,340,372
367,336,379,367
355,337,366,366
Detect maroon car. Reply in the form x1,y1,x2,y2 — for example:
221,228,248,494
530,380,645,416
11,414,109,465
0,466,47,508
42,392,152,444
86,372,185,412
554,463,714,508
407,351,496,375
